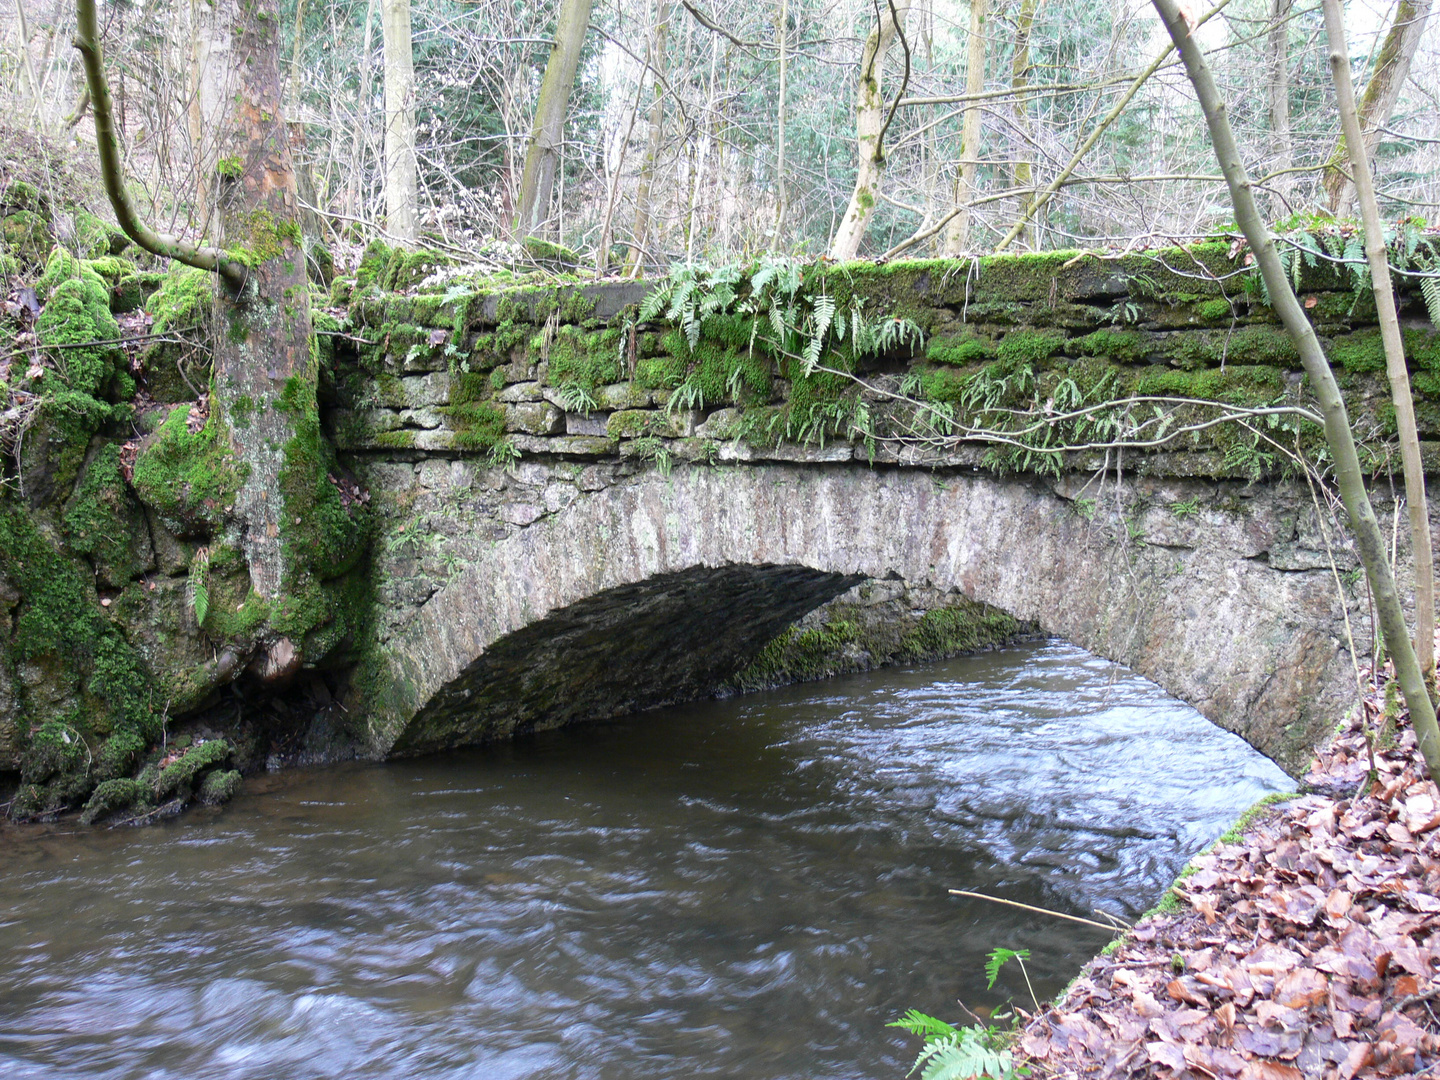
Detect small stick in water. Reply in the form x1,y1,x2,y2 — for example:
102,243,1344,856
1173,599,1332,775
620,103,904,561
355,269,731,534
948,889,1131,932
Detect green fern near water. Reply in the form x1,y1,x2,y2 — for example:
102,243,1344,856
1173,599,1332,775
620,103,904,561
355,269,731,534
887,1011,1019,1080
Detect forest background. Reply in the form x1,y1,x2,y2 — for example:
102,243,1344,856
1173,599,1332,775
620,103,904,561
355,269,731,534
1,0,1436,272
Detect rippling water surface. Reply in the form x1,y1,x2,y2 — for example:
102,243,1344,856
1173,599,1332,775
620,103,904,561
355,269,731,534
0,641,1290,1079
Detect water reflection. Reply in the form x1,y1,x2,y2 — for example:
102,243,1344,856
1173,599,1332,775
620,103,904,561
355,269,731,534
0,641,1289,1079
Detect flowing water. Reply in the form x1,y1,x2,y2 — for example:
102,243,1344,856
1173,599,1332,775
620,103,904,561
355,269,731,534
0,640,1290,1080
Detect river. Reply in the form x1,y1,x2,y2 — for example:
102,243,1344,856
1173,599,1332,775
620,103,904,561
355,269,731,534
0,640,1290,1079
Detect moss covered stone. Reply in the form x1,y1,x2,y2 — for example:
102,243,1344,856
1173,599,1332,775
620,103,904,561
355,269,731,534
153,738,231,801
2,209,52,267
80,777,141,825
199,768,242,805
142,266,214,401
131,404,243,537
927,334,994,366
62,443,152,589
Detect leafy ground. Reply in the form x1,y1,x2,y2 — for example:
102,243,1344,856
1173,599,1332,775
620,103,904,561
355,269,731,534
1019,667,1440,1079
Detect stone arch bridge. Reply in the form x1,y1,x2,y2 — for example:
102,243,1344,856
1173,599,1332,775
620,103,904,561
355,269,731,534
331,255,1440,777
354,458,1358,777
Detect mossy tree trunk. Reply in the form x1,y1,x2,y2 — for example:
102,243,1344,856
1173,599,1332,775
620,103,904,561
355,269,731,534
829,0,911,262
80,0,359,680
1150,0,1440,788
514,0,595,241
1320,0,1432,217
942,0,987,256
1323,0,1435,686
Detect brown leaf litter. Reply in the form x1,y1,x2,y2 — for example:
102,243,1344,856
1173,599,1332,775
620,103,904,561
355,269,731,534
1020,671,1440,1080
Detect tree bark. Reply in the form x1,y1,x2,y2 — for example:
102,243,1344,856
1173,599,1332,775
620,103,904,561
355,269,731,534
76,0,242,286
1006,0,1040,249
625,0,672,277
1323,0,1435,686
773,0,788,239
829,0,912,261
1267,0,1293,210
514,0,595,240
382,0,418,243
345,0,379,220
1321,0,1433,216
1149,0,1440,786
943,0,987,255
77,0,353,678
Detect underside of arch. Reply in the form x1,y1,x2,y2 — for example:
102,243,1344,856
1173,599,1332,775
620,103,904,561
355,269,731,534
391,563,863,757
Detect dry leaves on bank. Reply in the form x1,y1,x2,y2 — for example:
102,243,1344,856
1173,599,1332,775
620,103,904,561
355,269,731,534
1021,692,1440,1080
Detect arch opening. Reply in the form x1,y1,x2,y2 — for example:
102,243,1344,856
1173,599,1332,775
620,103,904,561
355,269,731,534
394,564,862,756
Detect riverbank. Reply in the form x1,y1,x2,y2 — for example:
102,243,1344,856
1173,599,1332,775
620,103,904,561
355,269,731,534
1020,669,1440,1078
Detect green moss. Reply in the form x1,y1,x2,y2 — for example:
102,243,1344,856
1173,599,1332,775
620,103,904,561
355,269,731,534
995,328,1066,368
130,404,243,536
975,250,1082,303
1131,364,1285,405
62,444,148,584
606,409,659,439
443,398,507,452
1069,327,1147,364
926,334,994,366
80,777,141,825
200,768,242,805
919,366,969,404
733,618,861,690
1195,298,1236,322
1,209,52,265
546,326,623,391
225,208,302,268
153,738,231,800
521,236,580,266
36,246,106,303
1331,328,1386,373
635,352,685,390
897,600,1024,660
0,505,160,820
37,275,124,398
74,210,123,258
355,240,392,290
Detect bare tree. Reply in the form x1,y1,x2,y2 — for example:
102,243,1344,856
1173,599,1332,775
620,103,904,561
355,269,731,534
829,0,911,261
942,0,986,254
514,0,595,240
1324,0,1435,686
1321,0,1434,216
382,0,418,243
1151,0,1440,786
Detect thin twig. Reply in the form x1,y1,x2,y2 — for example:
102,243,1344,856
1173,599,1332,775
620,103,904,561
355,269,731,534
949,889,1130,932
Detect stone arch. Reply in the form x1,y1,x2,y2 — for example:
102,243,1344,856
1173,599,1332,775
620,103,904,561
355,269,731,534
358,464,1354,775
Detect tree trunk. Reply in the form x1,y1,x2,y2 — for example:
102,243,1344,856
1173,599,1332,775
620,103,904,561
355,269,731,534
1321,0,1433,216
1267,0,1293,210
773,0,789,239
829,0,912,262
1007,0,1039,249
15,0,41,124
345,0,379,220
382,0,418,243
1149,0,1440,787
624,0,671,277
514,0,595,240
1323,0,1435,686
943,0,987,255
